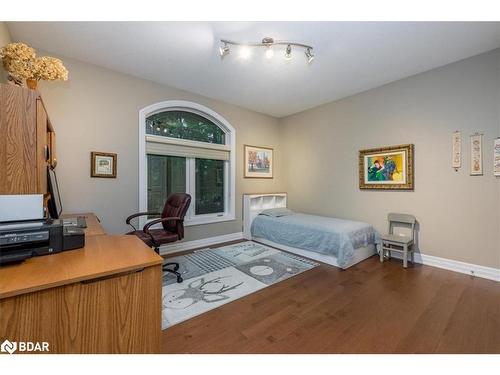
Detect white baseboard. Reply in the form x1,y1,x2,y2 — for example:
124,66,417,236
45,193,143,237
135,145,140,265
159,232,244,256
388,251,500,282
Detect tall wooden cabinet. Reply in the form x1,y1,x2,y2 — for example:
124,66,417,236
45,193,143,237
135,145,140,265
0,83,56,196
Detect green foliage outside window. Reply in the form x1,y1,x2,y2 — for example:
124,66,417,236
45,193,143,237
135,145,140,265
195,159,224,215
146,110,226,144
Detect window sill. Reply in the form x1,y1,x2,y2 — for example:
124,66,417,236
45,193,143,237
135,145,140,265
141,214,234,231
185,214,235,227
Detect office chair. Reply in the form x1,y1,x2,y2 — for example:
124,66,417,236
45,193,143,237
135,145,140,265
126,193,191,283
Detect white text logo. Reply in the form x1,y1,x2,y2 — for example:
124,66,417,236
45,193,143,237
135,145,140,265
0,339,50,354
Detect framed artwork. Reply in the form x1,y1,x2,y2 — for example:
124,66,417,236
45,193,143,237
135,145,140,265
494,138,500,177
244,145,273,178
359,144,414,190
470,134,483,176
452,131,461,170
91,151,117,178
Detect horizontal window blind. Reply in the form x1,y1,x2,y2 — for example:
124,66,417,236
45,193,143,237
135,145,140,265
146,137,230,161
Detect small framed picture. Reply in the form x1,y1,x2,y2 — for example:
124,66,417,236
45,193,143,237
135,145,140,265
244,145,273,178
91,151,117,178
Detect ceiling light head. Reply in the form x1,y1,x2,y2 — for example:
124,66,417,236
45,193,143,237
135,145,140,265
219,43,230,58
285,44,292,60
262,37,274,46
265,47,274,59
305,48,314,63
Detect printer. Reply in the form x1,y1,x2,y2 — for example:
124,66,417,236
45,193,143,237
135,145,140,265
0,195,85,265
0,219,85,265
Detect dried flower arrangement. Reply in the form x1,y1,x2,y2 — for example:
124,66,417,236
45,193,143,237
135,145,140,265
0,42,68,89
32,56,69,81
0,43,36,84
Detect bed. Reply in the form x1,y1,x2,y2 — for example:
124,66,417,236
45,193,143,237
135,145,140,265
243,193,379,269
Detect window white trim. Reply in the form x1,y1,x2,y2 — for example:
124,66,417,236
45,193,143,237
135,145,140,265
145,135,231,152
146,135,230,160
139,100,236,228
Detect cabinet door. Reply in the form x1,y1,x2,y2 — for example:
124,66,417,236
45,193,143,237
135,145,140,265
0,84,38,194
36,99,48,194
0,265,162,353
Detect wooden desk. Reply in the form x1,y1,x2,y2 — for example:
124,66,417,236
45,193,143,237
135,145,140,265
0,214,163,353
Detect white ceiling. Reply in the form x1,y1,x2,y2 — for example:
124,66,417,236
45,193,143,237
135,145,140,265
7,22,500,117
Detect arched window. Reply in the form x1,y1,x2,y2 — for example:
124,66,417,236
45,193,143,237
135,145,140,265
139,101,235,227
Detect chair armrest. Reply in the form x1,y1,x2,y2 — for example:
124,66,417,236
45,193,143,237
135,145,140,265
126,212,160,224
143,216,182,234
126,212,160,231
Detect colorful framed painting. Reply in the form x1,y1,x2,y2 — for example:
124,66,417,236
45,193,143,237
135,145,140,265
91,151,117,178
244,145,273,178
359,144,414,190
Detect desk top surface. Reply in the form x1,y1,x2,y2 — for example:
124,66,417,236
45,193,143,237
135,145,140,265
69,213,106,236
0,213,163,299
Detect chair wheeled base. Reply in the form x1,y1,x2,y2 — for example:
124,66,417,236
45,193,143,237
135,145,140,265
153,245,183,283
162,261,183,283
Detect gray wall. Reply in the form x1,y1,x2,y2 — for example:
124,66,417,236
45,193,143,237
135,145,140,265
280,49,500,269
36,54,285,238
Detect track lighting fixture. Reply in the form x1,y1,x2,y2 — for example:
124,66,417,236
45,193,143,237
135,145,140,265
305,47,314,63
219,37,314,63
219,43,230,57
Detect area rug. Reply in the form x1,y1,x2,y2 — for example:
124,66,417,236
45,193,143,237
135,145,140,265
161,241,318,329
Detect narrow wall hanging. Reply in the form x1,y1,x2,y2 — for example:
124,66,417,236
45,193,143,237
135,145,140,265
470,133,483,176
494,138,500,177
452,131,461,171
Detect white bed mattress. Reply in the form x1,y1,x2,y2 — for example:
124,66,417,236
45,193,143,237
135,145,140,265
250,212,379,269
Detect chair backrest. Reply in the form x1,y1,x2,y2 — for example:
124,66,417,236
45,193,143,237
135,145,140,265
161,193,191,237
388,212,416,239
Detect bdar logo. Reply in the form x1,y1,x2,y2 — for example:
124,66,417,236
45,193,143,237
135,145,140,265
0,339,49,354
1,339,17,354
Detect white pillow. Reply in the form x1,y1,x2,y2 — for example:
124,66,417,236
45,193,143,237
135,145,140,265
259,208,294,217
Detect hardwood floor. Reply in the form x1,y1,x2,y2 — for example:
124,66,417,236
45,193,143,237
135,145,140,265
162,247,500,354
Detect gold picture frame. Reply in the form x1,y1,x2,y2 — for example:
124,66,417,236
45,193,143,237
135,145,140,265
244,145,274,179
91,151,117,178
359,144,414,190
